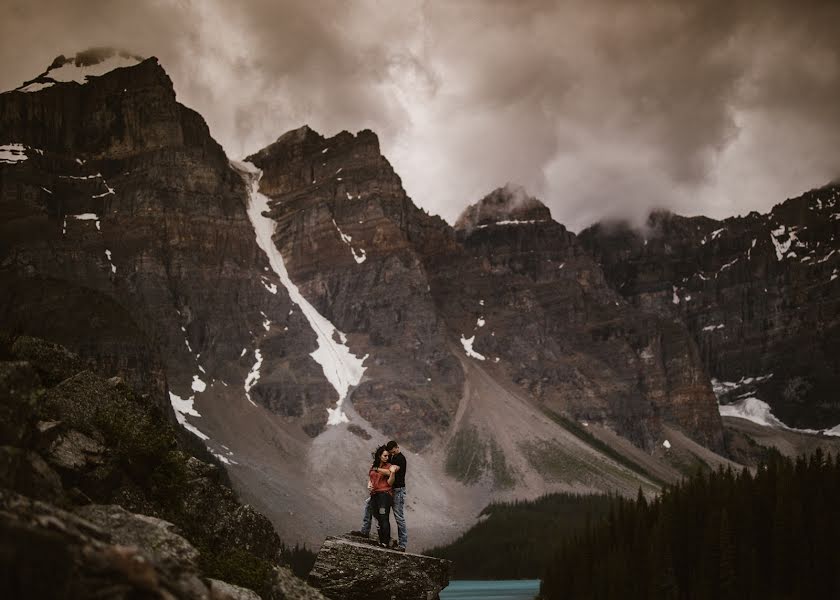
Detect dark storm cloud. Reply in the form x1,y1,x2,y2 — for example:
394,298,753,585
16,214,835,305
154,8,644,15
2,0,839,231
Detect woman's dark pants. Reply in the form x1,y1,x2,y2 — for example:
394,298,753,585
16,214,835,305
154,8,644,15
371,492,392,544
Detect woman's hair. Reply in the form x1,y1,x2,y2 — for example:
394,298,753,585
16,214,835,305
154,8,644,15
371,444,389,469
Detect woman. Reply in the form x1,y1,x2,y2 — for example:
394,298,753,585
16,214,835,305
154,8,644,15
369,444,397,547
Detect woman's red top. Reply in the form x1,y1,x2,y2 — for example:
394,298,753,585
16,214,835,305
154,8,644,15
369,462,393,495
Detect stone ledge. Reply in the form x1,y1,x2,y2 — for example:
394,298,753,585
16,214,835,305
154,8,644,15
308,533,451,600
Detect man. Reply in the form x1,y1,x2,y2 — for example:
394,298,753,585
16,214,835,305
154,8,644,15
385,440,407,552
355,440,408,552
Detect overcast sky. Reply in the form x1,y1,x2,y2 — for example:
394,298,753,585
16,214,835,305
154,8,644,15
3,0,839,231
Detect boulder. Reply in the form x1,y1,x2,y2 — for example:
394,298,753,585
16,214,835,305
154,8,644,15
46,429,106,471
75,504,209,598
307,534,451,600
0,489,217,599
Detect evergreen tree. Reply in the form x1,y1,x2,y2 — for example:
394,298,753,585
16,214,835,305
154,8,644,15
541,450,840,600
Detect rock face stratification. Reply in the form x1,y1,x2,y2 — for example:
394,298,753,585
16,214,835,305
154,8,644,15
246,126,463,448
579,185,840,431
307,534,451,600
433,185,724,451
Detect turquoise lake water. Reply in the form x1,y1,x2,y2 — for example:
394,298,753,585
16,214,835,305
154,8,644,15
439,579,541,600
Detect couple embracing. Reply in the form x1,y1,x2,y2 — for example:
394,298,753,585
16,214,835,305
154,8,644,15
356,440,407,552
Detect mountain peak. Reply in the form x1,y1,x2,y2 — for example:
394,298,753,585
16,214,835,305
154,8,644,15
454,183,551,230
13,47,145,93
273,124,323,146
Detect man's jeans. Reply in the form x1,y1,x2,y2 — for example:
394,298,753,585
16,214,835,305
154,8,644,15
392,487,408,548
360,496,372,536
361,488,407,548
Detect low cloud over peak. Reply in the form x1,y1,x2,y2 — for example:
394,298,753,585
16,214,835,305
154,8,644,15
3,0,839,231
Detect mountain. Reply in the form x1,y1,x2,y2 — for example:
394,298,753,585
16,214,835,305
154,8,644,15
579,186,840,432
2,49,838,554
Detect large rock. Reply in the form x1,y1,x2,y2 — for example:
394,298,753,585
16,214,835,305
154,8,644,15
307,534,451,600
0,489,217,599
75,503,210,598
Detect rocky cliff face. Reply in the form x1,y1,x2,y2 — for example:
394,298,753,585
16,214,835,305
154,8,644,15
429,185,723,451
579,184,840,430
246,126,462,448
0,49,332,440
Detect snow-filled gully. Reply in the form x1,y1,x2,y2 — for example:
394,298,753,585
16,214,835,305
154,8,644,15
232,160,367,424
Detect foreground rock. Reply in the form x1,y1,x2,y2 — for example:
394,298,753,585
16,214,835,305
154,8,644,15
0,490,326,600
0,335,323,599
308,534,451,600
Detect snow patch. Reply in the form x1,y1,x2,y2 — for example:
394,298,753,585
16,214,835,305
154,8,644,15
42,54,141,85
460,335,486,360
719,257,738,273
71,213,99,225
211,451,237,465
817,249,835,264
474,219,547,229
234,160,366,423
244,349,263,407
261,278,278,294
332,218,367,264
168,391,209,441
104,249,116,274
770,225,802,261
719,397,788,429
0,144,27,163
702,324,725,332
191,375,206,393
662,439,671,449
476,317,486,328
711,373,773,398
19,81,55,92
59,172,101,180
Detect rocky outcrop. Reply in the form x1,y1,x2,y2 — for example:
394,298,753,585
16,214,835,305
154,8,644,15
307,534,451,600
0,335,321,598
579,184,840,430
0,489,324,600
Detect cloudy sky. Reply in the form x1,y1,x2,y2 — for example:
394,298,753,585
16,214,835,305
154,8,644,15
3,0,839,231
